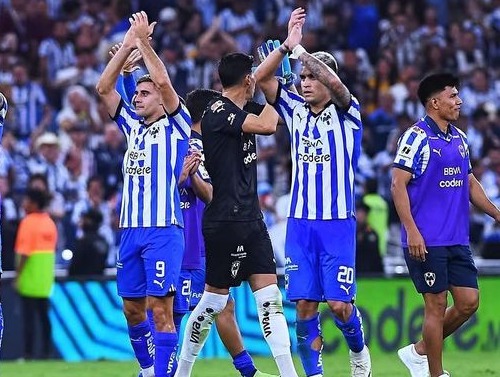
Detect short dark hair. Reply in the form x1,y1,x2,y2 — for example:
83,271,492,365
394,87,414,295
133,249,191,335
25,188,51,209
417,72,460,106
136,74,154,86
218,53,254,88
28,173,49,189
186,89,221,123
311,51,338,73
81,208,103,232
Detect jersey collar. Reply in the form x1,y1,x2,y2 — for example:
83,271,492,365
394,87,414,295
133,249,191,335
140,113,167,127
423,115,452,141
305,100,334,117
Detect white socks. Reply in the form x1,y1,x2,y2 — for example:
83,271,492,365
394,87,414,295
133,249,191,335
175,291,229,377
141,366,154,377
254,284,298,377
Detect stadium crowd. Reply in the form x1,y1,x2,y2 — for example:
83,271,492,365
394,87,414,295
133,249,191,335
0,0,499,273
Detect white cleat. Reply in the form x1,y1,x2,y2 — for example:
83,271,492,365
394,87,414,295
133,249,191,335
349,345,372,377
398,344,429,377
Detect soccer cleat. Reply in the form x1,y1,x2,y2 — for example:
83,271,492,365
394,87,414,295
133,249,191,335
398,344,429,377
349,345,372,377
254,371,280,377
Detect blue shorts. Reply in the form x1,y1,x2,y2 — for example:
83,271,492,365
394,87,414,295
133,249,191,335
404,245,478,294
285,218,357,302
173,267,205,313
116,227,184,298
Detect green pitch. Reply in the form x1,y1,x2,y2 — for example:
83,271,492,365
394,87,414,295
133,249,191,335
1,351,499,377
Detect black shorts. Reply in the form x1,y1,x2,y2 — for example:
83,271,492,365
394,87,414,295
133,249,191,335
203,219,276,289
404,245,478,293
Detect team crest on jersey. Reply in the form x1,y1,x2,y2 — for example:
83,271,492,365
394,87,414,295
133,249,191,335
149,125,160,139
458,144,466,158
424,272,436,287
321,111,332,126
211,100,225,113
231,261,241,278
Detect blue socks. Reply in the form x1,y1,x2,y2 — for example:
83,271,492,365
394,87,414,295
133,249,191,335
0,303,3,349
173,312,184,334
296,313,323,377
147,309,155,335
154,331,178,377
334,305,365,353
128,320,155,370
232,350,257,377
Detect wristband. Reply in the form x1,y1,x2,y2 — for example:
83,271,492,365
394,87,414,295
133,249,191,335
290,44,306,59
278,44,290,55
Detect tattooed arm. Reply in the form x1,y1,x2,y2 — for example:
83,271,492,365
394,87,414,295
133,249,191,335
298,52,351,109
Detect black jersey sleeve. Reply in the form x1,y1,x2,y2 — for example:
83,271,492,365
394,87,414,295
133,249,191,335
243,101,265,115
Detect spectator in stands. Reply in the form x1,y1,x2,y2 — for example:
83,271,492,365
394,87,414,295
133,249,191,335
355,201,383,276
455,29,485,77
38,18,76,107
68,208,108,276
28,132,69,194
460,67,499,117
10,61,53,143
71,175,114,263
218,0,260,54
93,122,126,199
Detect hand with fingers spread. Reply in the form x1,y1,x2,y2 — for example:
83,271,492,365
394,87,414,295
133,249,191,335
287,7,306,35
129,11,157,42
109,43,142,74
285,8,305,52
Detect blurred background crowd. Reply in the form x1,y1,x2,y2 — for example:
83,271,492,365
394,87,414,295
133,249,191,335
0,0,499,276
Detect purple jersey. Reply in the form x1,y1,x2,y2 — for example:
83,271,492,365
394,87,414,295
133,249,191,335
180,131,210,269
393,116,471,247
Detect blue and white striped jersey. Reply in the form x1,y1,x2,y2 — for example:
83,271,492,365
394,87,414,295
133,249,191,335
273,85,362,220
113,99,191,228
11,82,48,139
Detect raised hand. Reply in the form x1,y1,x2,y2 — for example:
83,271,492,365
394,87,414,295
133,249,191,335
286,23,303,52
287,7,306,34
109,43,142,73
130,11,156,41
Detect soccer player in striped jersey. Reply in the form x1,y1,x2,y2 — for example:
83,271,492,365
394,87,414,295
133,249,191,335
96,12,190,377
0,92,7,350
392,73,500,377
175,53,298,377
255,8,372,377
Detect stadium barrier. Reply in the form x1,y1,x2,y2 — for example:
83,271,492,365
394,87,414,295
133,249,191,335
1,275,499,360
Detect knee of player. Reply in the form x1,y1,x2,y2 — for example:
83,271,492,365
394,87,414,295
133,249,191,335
456,294,479,317
296,300,320,320
218,298,235,319
327,300,351,320
149,298,174,328
123,300,147,325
